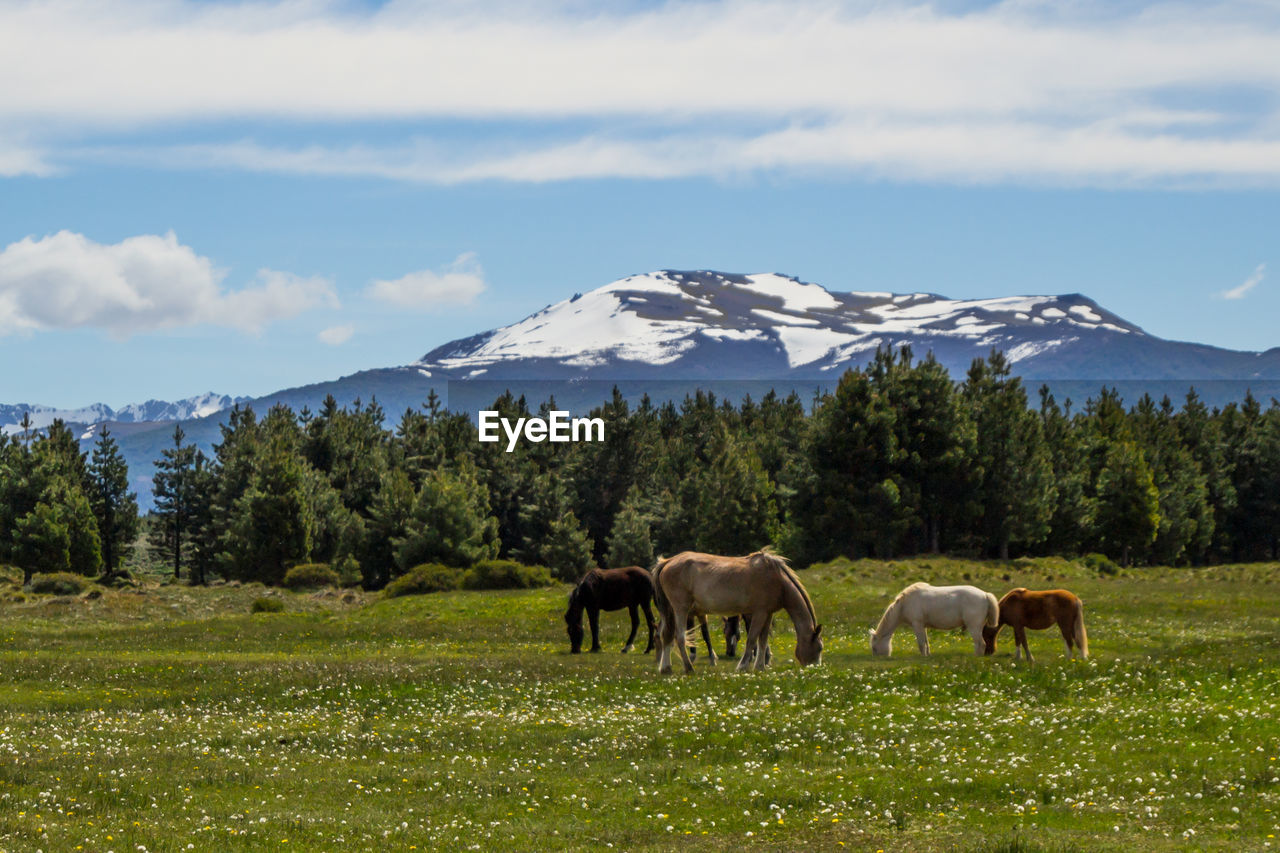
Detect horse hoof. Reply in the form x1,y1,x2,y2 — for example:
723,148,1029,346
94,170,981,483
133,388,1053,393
621,644,634,654
659,665,673,675
589,647,601,654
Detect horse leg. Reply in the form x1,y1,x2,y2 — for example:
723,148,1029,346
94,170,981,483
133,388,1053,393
641,599,656,654
737,613,767,672
1058,616,1074,658
913,624,930,656
588,607,602,653
970,623,985,656
672,607,697,674
622,604,640,653
1014,625,1033,663
699,615,718,666
753,614,774,671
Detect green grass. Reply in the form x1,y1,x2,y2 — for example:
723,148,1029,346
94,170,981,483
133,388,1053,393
1,557,1279,851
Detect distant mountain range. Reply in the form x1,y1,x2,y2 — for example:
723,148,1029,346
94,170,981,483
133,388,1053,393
5,269,1280,508
0,393,250,438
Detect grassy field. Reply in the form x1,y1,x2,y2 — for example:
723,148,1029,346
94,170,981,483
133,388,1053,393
1,557,1278,852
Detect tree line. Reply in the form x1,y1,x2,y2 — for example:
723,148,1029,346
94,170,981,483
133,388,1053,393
3,348,1279,587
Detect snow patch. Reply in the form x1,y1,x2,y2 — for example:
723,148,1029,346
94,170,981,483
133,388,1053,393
1069,305,1102,322
739,273,841,311
774,326,861,368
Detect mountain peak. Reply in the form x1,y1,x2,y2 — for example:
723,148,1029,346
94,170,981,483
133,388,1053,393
413,269,1148,380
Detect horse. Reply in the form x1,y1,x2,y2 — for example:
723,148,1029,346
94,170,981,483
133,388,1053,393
983,588,1088,662
869,582,999,657
564,566,657,654
723,614,772,666
652,548,822,674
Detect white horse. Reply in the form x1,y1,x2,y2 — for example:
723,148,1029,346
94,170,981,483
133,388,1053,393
869,582,999,656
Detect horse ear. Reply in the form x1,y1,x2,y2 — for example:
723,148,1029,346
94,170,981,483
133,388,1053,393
813,624,823,638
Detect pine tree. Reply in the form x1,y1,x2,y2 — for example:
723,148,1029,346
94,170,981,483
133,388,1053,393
605,486,654,569
1095,440,1161,565
690,424,777,555
150,425,199,579
226,427,313,584
1038,386,1093,555
14,502,71,583
87,426,139,577
361,468,417,589
964,353,1056,558
395,463,500,570
539,511,596,582
801,364,904,560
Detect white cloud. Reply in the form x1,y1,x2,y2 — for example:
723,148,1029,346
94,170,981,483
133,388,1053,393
318,324,354,345
366,254,486,308
1220,263,1266,300
0,140,53,177
4,1,1280,186
141,121,1280,188
0,231,337,337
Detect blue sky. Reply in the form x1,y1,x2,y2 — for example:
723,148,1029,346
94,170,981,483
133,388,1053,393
1,0,1278,407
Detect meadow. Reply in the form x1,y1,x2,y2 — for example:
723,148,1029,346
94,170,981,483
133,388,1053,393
1,557,1278,852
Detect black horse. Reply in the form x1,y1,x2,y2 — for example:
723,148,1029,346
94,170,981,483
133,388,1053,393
564,566,657,654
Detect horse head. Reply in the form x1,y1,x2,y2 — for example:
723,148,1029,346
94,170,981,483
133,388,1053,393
869,627,892,657
981,624,999,655
797,623,824,666
564,588,585,653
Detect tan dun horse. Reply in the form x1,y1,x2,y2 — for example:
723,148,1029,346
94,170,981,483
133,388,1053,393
652,548,822,674
983,588,1088,662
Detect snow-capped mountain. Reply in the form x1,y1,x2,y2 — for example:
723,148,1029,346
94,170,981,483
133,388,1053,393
413,270,1280,381
0,393,248,436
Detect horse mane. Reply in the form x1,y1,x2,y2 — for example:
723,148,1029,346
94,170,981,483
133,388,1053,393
873,592,907,635
751,548,817,629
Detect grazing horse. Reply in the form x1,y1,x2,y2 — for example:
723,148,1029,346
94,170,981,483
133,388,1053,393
653,548,822,674
870,582,999,657
564,567,656,654
723,615,772,666
983,588,1088,662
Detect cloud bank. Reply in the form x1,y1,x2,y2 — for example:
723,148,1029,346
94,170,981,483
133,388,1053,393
0,231,337,337
3,1,1280,186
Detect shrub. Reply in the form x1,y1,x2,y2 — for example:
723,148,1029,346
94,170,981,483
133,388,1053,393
1080,552,1119,576
28,572,91,595
463,560,554,591
384,564,463,598
282,563,340,590
250,597,285,613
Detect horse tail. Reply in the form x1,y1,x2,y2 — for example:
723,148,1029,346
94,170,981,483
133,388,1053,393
985,592,1000,628
651,555,675,626
1073,597,1089,658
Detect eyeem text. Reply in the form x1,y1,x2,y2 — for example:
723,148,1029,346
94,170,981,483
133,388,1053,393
477,410,605,452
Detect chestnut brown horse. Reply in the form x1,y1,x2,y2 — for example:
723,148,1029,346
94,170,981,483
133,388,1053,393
564,566,656,654
983,588,1088,662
